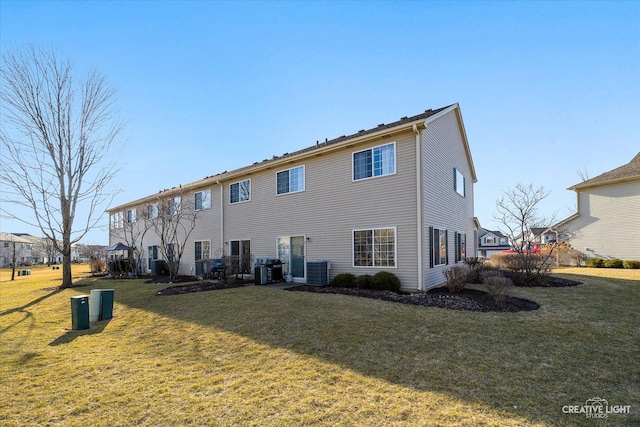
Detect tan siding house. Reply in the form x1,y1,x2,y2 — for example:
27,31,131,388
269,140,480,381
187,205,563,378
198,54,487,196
558,152,640,261
107,104,477,290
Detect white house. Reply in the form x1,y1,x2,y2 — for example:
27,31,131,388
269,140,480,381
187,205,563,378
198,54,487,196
557,152,640,261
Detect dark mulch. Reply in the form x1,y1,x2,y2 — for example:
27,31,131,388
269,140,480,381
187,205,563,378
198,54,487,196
286,285,540,312
156,281,248,296
480,271,582,288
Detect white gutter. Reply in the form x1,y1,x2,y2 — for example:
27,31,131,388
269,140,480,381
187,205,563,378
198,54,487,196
217,180,224,250
414,124,424,292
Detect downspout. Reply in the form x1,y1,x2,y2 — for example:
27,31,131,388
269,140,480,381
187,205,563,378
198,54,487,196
413,124,424,291
217,180,224,251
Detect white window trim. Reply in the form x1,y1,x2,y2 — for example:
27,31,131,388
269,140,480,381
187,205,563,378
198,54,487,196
431,227,448,267
229,179,251,204
195,189,211,211
352,226,397,268
454,168,466,197
352,141,397,182
276,165,305,196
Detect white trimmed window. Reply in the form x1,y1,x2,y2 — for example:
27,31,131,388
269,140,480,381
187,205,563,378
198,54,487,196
230,180,251,204
148,203,158,220
430,227,448,267
195,190,211,210
454,168,466,197
277,166,305,195
353,142,396,181
353,227,396,267
169,196,181,216
126,209,137,223
110,211,123,229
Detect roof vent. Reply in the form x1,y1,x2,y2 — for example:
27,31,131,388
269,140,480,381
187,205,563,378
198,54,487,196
400,116,407,120
377,123,385,127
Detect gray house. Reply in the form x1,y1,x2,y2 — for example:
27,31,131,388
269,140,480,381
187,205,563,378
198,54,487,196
107,104,477,291
557,152,640,261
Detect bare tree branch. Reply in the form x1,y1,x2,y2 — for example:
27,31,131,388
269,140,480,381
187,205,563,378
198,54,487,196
0,43,125,287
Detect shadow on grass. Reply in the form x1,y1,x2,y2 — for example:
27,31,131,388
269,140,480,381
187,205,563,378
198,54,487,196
0,287,63,319
48,319,111,346
113,278,639,427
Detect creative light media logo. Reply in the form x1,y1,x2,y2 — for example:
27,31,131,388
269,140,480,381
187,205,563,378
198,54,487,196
562,397,631,419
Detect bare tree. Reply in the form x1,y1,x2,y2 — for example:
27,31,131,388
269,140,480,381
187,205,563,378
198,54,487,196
6,238,26,281
120,206,153,276
146,188,204,280
0,44,125,287
494,183,558,285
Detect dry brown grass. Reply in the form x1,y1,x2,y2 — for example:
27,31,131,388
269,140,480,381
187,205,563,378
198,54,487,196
1,265,637,426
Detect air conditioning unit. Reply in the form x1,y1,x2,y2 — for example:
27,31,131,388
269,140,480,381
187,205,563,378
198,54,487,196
306,260,330,285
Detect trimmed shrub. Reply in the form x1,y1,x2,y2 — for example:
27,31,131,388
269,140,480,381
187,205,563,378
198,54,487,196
603,258,624,269
623,260,640,269
482,271,513,303
585,258,604,268
355,274,373,289
443,265,470,293
330,273,356,288
371,271,401,292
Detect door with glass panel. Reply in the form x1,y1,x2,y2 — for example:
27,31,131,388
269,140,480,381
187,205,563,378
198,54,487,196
277,236,306,281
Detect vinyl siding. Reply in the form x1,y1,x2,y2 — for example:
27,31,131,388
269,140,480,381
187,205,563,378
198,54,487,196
565,180,640,260
109,185,222,274
422,110,475,289
223,131,420,289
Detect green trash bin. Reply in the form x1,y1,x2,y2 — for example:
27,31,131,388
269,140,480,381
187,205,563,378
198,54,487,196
99,289,114,321
71,295,90,330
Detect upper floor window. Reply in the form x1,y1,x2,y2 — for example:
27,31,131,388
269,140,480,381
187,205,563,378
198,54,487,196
353,142,395,181
195,190,211,210
148,203,158,220
454,168,466,197
110,211,123,229
277,166,305,195
126,209,137,223
169,197,181,215
230,180,251,204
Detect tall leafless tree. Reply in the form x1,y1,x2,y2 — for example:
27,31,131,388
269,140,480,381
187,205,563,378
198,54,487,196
146,188,204,280
494,183,558,284
0,44,125,287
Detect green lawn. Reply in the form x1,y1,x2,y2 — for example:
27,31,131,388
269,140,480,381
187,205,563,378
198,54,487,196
1,265,638,426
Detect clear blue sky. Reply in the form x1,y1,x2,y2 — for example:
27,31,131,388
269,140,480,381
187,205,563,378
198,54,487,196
1,1,639,245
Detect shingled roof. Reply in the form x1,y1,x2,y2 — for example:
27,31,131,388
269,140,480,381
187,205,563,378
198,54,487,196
569,152,640,190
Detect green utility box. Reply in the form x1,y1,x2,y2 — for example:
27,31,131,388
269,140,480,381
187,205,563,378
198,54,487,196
99,289,114,320
71,295,90,330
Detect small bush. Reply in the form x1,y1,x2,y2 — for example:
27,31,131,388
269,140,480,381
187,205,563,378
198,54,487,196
482,271,513,303
585,258,604,268
330,273,356,288
603,258,623,269
623,260,640,269
370,271,401,292
89,258,107,273
463,257,489,283
355,274,373,289
443,265,470,293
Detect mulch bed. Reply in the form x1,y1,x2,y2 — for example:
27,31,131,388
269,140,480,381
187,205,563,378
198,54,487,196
151,274,582,312
286,285,540,313
156,281,248,296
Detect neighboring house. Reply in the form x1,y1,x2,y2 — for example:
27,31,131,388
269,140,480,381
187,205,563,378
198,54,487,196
477,228,510,258
107,104,477,291
556,152,640,261
0,232,33,267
